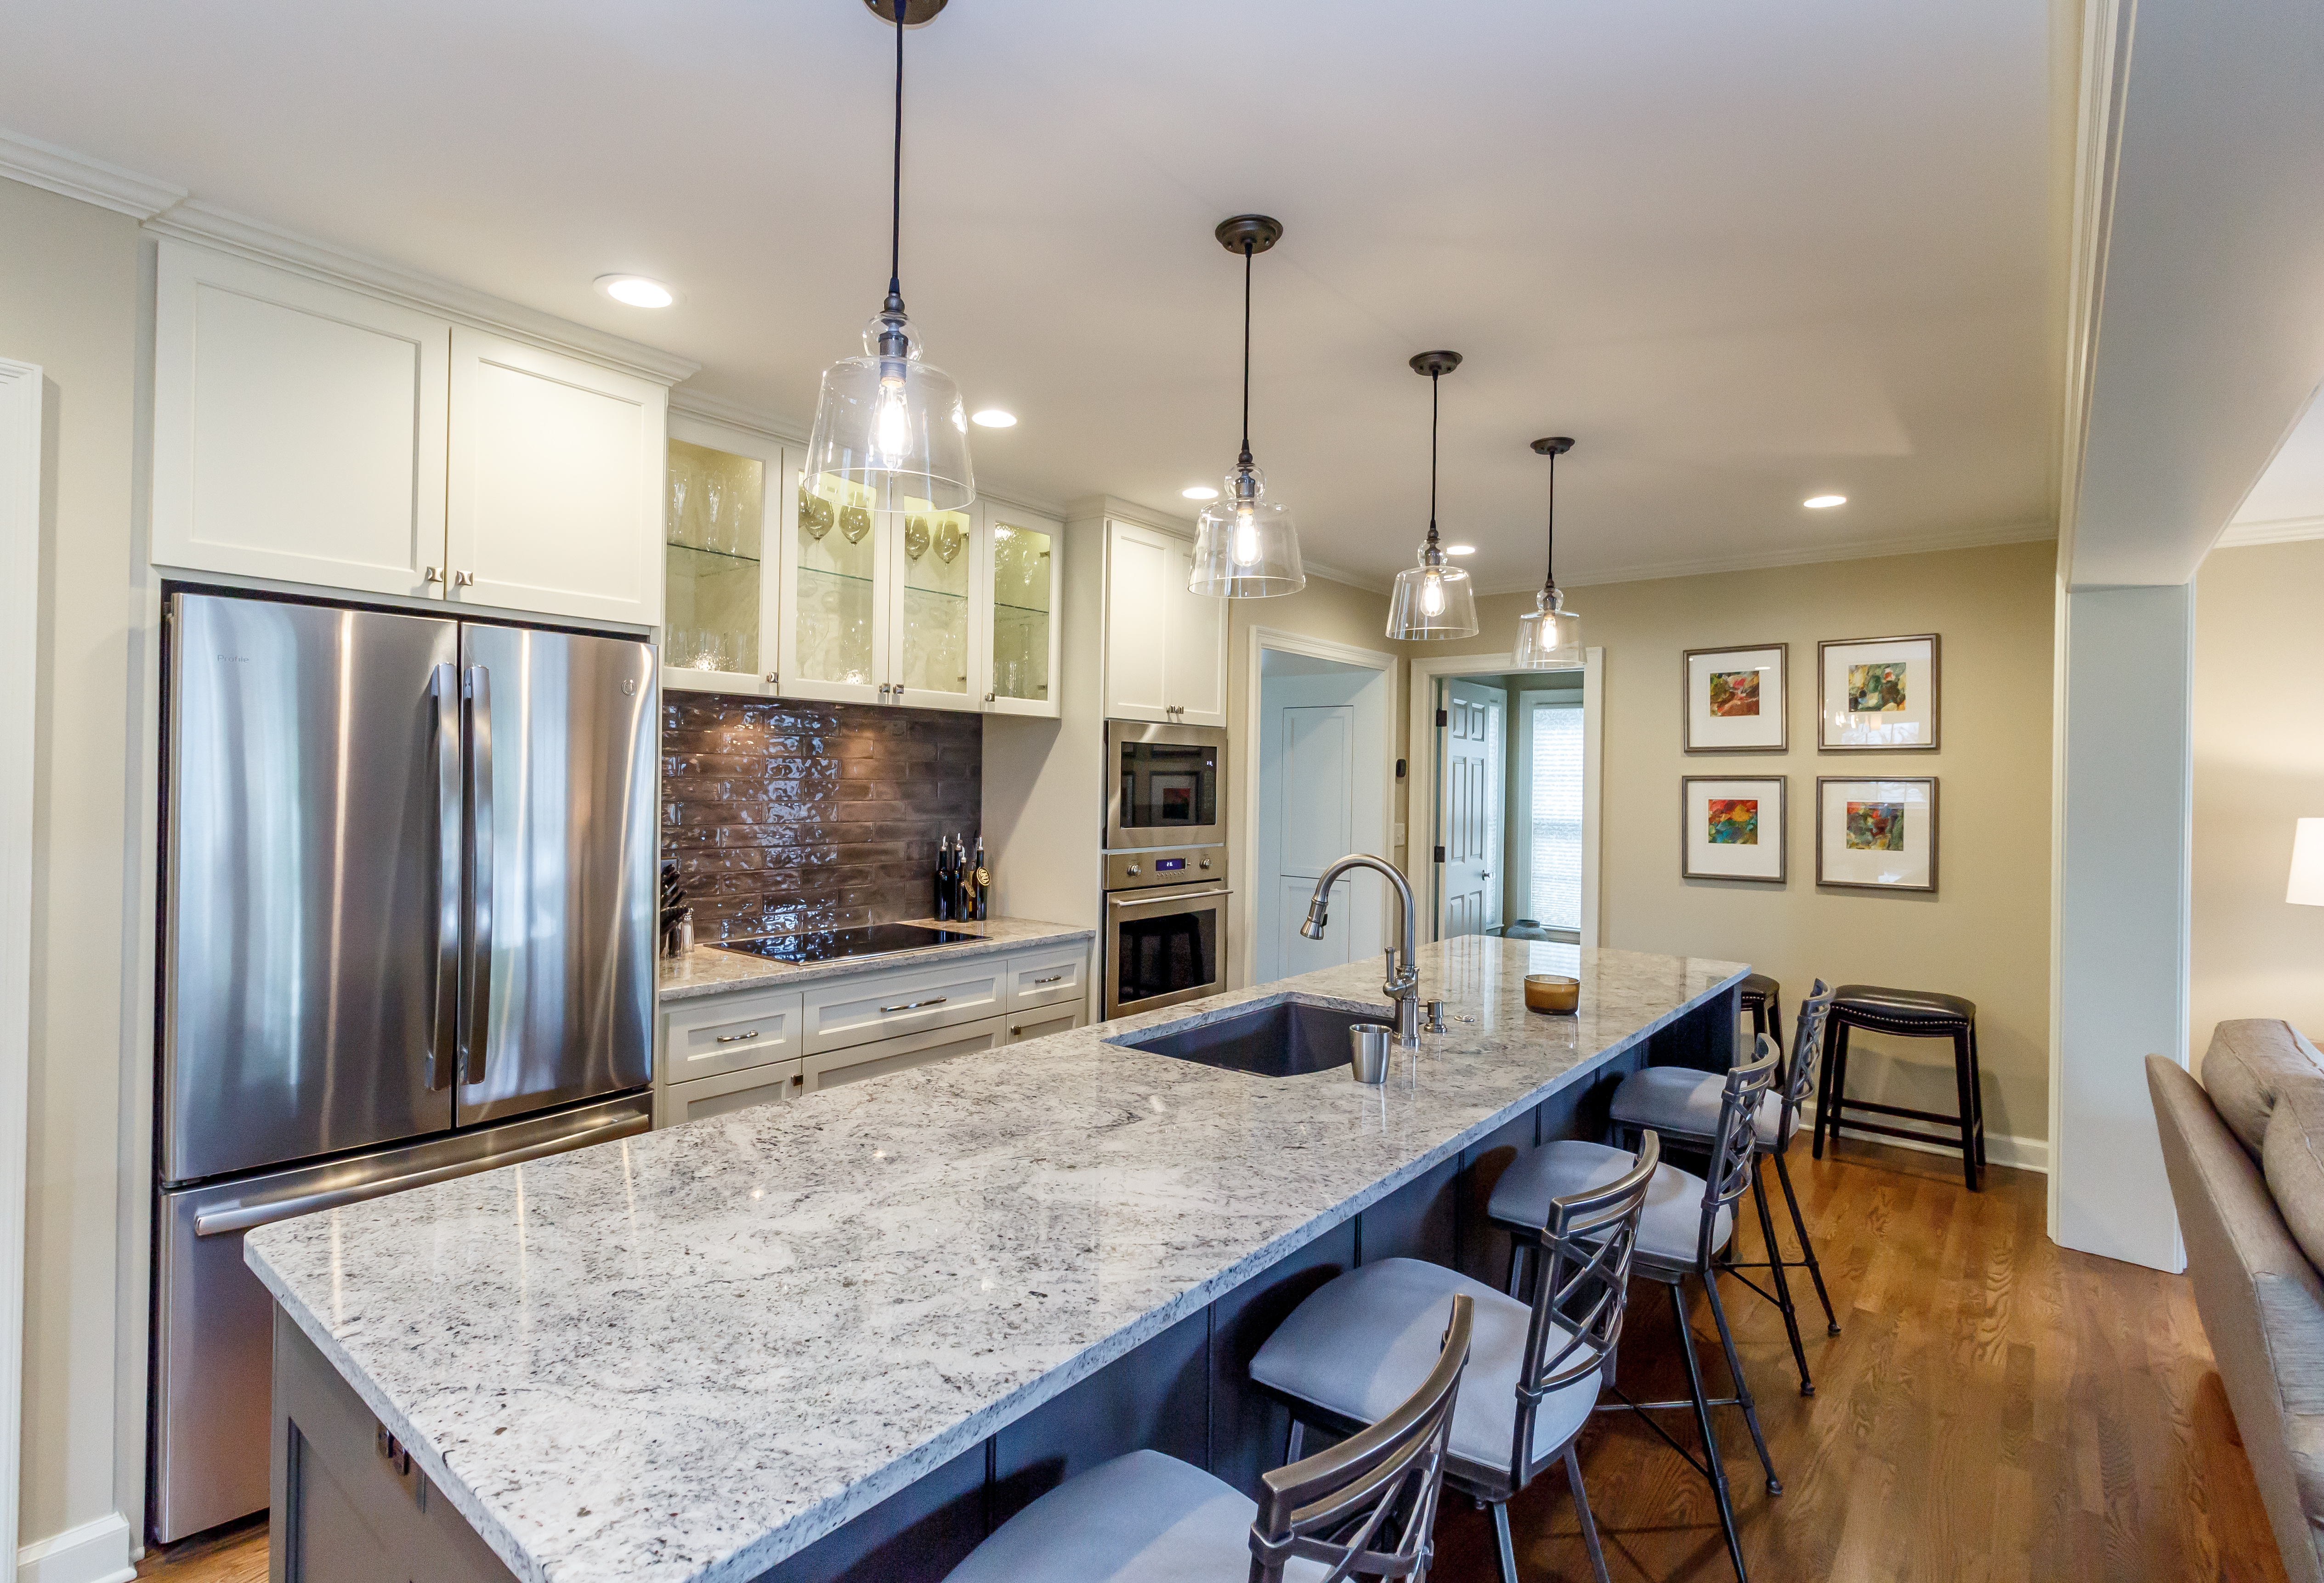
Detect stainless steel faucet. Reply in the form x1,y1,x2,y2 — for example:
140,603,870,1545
1301,854,1422,1047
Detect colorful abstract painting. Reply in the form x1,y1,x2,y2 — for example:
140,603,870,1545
1845,801,1905,850
1708,669,1760,717
1847,661,1908,712
1706,798,1759,845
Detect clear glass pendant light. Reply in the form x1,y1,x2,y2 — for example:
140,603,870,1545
1387,352,1479,639
802,0,974,512
1512,436,1584,668
1190,216,1303,597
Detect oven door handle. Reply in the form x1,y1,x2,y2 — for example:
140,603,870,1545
1108,887,1233,914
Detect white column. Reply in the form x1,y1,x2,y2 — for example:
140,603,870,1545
2050,580,2193,1271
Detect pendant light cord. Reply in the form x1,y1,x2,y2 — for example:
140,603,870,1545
1426,372,1441,546
1239,242,1254,468
1543,448,1557,587
886,0,907,312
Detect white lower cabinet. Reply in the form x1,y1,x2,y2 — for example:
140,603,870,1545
801,1016,1010,1093
662,986,804,1085
801,956,1007,1053
658,1060,804,1127
1007,1003,1087,1044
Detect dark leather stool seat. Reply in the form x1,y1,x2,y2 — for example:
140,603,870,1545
1816,985,1986,1189
1739,973,1782,1056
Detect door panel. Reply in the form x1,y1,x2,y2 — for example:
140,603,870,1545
1165,539,1227,725
1439,680,1505,938
1105,520,1172,719
456,623,656,1125
164,594,459,1183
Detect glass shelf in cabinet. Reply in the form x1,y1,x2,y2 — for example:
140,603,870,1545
667,542,763,569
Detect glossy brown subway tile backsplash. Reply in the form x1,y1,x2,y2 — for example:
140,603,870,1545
662,694,981,940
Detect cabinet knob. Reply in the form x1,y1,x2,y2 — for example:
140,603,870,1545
878,683,891,697
984,691,996,703
424,566,445,585
453,570,475,587
765,672,780,685
892,685,903,701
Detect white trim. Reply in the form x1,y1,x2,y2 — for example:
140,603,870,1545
1240,627,1400,989
2213,513,2324,548
0,359,38,1583
0,128,184,220
1406,649,1603,950
2056,0,2131,575
16,1515,134,1583
1057,494,1377,592
1466,518,2058,597
143,200,699,387
1797,1104,2050,1175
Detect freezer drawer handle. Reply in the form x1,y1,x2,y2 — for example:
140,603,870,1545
714,1030,761,1045
878,995,949,1014
191,1112,646,1238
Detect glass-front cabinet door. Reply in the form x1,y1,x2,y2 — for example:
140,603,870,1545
978,503,1063,718
888,499,979,712
779,470,889,704
663,418,778,695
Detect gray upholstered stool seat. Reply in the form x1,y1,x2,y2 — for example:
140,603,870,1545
943,1449,1330,1583
1249,1257,1597,1471
1486,1142,1731,1269
1610,1066,1786,1150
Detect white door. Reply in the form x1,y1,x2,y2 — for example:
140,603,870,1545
1104,520,1173,721
151,239,451,599
977,503,1063,718
1439,679,1504,938
446,327,666,625
1272,704,1356,979
662,420,782,696
779,472,890,705
1164,543,1228,726
888,502,982,712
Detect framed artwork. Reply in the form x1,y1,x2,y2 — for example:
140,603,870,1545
1817,633,1939,750
1683,643,1788,752
1815,776,1937,892
1682,776,1787,883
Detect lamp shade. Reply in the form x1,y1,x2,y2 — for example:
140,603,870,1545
2290,819,2324,906
1511,586,1583,669
1190,465,1303,596
1387,547,1478,639
802,313,975,512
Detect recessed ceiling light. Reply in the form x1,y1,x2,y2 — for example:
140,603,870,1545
1803,494,1847,509
595,275,674,308
1183,486,1219,501
1445,544,1477,556
971,409,1017,428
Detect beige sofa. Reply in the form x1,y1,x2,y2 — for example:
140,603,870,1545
2149,1020,2324,1583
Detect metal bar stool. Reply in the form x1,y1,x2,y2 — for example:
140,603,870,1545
1249,1137,1664,1583
1739,972,1781,1059
1608,983,1840,1396
1813,984,1986,1191
945,1297,1474,1583
1486,1045,1783,1583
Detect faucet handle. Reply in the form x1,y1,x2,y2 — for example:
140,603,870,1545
1383,948,1419,994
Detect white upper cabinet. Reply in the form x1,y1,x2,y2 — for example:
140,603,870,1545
447,327,666,626
778,472,890,705
976,501,1062,718
890,500,981,713
1103,518,1225,726
152,240,450,598
662,418,782,696
152,238,673,628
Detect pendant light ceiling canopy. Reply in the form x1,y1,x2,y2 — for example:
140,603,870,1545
1512,436,1584,669
1387,352,1479,640
802,0,974,513
1189,215,1304,598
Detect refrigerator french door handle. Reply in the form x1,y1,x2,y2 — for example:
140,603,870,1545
461,664,493,1086
428,663,461,1091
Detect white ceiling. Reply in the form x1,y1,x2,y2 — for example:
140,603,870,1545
1,0,2057,588
2226,389,2324,538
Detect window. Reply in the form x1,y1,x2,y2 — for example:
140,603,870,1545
1525,699,1584,930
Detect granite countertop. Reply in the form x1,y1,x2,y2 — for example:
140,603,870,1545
246,938,1746,1583
656,916,1095,1002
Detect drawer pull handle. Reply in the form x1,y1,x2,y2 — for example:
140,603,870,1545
714,1030,762,1044
878,995,949,1014
1031,973,1065,986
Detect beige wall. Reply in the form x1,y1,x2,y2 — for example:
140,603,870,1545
1401,539,2057,1148
0,176,142,1549
2192,539,2324,1063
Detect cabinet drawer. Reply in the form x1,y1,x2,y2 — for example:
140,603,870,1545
1007,945,1088,1013
662,987,804,1084
1007,1003,1087,1044
802,958,1007,1053
801,1016,1009,1094
657,1060,803,1127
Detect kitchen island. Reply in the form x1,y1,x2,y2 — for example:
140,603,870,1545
245,937,1745,1583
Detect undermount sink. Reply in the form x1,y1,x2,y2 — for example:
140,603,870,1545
1118,998,1392,1079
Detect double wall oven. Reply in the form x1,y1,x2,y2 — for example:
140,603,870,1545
1104,721,1230,1018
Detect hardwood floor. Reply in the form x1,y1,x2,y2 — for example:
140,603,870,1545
134,1140,2285,1583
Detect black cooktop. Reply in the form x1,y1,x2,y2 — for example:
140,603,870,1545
712,923,979,965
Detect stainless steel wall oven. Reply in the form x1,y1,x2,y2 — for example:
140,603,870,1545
1103,847,1230,1018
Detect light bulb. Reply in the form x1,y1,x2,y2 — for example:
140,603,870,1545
1232,503,1260,567
1420,570,1446,618
874,362,912,462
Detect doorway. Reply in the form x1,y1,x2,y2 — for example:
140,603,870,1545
1411,650,1603,948
1245,631,1396,987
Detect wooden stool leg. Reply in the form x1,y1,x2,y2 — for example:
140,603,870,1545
1971,1022,1988,1177
1816,1023,1848,1159
1950,1026,1979,1192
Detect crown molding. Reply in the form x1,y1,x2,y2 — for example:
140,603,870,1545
2214,513,2324,549
1458,517,2060,596
668,388,808,446
1060,495,1384,594
0,127,185,219
144,200,701,386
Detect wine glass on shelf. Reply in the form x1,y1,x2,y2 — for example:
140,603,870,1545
700,468,730,556
668,457,695,548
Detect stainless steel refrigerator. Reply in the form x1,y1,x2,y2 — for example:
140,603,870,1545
151,590,658,1542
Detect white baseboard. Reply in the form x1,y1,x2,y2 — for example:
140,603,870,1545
18,1514,136,1583
1797,1101,2049,1175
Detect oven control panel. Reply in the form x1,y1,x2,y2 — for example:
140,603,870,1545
1105,845,1226,893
